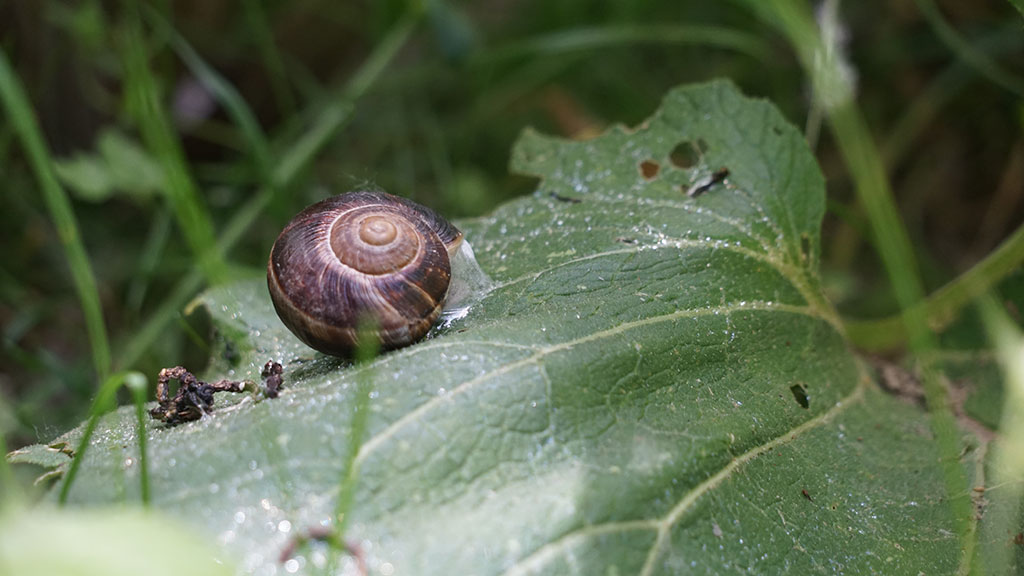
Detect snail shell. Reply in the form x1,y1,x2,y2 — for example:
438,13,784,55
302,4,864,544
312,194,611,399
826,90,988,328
267,190,463,356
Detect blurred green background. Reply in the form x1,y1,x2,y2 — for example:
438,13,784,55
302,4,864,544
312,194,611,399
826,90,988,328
1,0,1021,451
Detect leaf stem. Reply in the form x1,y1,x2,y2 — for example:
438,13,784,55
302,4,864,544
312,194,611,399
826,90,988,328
846,220,1024,351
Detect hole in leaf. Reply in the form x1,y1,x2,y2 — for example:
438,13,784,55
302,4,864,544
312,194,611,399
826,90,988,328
669,140,703,169
639,160,660,180
790,384,809,409
800,234,812,263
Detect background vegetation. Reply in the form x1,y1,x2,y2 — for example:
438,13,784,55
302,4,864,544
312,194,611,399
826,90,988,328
1,0,1022,495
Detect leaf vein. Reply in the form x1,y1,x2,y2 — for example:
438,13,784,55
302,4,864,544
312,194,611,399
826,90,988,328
354,302,828,467
500,373,868,576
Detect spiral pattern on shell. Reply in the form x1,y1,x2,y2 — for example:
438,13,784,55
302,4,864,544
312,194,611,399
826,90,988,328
267,190,463,356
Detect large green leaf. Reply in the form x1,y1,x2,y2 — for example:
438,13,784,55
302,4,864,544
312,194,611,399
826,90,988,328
15,81,982,574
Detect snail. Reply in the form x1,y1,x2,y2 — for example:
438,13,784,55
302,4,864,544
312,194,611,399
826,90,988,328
267,190,463,356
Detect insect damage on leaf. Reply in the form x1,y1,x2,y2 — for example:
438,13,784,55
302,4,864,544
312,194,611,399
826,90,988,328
790,383,810,409
685,166,730,198
639,160,660,180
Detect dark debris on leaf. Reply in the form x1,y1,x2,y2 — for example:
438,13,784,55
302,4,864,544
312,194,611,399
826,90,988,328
262,361,284,398
549,191,582,204
149,366,252,425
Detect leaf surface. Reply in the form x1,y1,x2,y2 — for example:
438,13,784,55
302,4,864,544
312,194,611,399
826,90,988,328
26,81,973,574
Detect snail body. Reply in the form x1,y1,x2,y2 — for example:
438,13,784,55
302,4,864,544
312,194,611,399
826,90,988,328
267,190,463,356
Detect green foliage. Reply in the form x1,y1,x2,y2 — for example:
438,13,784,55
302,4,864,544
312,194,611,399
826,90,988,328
21,81,1012,574
3,1,1024,573
53,129,165,202
0,507,234,576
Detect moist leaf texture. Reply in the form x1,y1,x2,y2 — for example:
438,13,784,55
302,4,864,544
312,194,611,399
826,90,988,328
30,81,969,574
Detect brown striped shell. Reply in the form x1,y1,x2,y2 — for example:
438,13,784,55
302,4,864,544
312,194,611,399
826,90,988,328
267,190,463,356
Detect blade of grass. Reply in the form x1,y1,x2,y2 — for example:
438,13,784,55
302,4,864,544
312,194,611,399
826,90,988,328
120,5,227,285
125,208,172,322
418,103,455,208
334,322,379,542
0,396,15,504
915,0,1024,98
1010,0,1024,20
740,0,975,567
0,49,111,384
830,26,1021,290
847,220,1024,351
272,101,355,189
126,373,151,506
881,62,973,170
272,10,421,188
115,11,421,370
116,273,204,370
978,295,1024,576
881,22,1024,170
143,6,274,188
478,24,771,64
241,0,296,116
59,371,148,505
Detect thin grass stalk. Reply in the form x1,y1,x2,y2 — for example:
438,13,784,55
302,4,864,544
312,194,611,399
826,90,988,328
847,221,1024,351
977,296,1024,575
59,371,147,505
0,49,111,384
120,5,227,285
914,0,1024,98
116,11,421,369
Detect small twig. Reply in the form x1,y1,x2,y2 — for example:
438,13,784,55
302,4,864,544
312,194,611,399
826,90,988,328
149,366,251,424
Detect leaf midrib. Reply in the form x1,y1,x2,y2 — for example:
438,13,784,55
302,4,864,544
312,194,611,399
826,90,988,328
297,299,824,474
